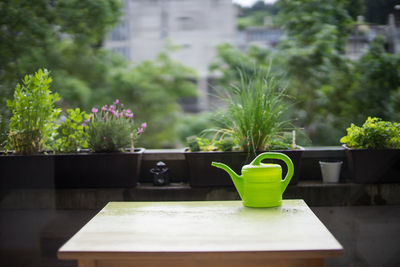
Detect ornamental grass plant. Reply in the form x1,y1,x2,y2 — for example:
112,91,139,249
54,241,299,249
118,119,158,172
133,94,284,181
215,68,293,152
87,100,146,152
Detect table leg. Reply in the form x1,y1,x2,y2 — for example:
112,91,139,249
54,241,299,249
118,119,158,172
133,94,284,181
78,259,96,267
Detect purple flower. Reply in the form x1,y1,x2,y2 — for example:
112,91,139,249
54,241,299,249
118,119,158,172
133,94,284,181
87,114,93,122
101,106,107,112
114,99,119,105
141,122,147,128
120,104,124,108
137,128,144,134
126,113,133,118
91,107,98,114
110,105,115,110
82,123,87,128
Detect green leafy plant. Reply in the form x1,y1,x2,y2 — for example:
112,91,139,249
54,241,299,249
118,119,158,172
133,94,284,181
55,108,89,153
186,136,216,152
340,117,400,149
6,69,61,154
214,137,235,152
186,136,200,152
215,68,293,152
186,133,236,152
87,100,146,152
0,114,8,150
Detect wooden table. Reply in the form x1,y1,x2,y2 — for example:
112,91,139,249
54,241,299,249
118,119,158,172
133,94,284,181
58,200,343,267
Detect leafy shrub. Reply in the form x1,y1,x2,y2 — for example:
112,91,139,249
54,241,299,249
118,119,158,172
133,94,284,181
340,117,400,149
6,69,61,154
87,100,146,152
55,108,89,153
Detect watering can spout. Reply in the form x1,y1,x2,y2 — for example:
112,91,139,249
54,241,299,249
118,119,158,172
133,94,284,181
211,162,244,198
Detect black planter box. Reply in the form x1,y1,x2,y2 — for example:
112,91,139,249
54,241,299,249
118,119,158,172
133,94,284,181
54,148,144,188
345,148,400,183
185,149,303,187
0,153,55,189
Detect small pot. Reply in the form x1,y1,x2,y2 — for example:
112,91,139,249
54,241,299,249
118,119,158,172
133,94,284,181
319,161,342,183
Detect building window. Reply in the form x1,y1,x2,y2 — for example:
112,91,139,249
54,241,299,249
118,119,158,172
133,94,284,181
177,16,195,31
112,47,130,60
110,20,129,41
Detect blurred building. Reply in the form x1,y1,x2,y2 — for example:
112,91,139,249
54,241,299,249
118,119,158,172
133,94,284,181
237,25,282,51
236,15,400,61
104,0,236,112
104,1,400,112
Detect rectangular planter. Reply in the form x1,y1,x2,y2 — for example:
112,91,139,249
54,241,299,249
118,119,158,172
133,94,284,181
185,149,303,187
345,148,400,183
0,153,55,189
54,148,144,188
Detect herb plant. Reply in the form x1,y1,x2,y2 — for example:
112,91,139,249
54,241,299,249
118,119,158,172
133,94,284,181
87,100,146,152
340,117,400,149
186,134,235,152
6,69,61,154
55,108,89,153
216,68,292,152
214,137,235,152
186,136,200,152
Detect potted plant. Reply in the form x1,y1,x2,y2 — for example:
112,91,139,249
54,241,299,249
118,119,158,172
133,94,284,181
0,69,60,188
340,117,400,183
185,68,304,187
54,100,146,188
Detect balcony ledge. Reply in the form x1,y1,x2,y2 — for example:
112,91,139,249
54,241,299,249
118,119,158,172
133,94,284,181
1,181,399,210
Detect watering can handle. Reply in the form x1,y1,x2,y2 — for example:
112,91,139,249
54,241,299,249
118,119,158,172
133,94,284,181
251,152,294,193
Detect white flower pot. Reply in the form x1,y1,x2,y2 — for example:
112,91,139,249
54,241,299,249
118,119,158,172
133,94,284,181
319,161,342,183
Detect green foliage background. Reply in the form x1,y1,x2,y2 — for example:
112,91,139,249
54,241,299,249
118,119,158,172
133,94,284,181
0,0,197,148
211,0,400,146
1,0,399,149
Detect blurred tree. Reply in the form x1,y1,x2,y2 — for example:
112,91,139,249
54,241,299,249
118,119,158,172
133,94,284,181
350,36,400,122
344,0,366,20
237,0,279,30
0,0,121,111
276,0,354,144
213,0,400,146
106,52,198,148
209,43,280,86
0,0,198,148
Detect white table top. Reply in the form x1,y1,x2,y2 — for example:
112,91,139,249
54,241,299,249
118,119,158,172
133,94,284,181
58,200,343,260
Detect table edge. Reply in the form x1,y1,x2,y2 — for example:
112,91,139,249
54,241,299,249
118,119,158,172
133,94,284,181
58,249,343,261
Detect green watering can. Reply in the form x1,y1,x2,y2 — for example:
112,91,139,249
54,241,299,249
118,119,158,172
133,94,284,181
211,152,294,208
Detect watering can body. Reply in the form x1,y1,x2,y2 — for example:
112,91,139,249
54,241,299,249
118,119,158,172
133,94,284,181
212,152,294,208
